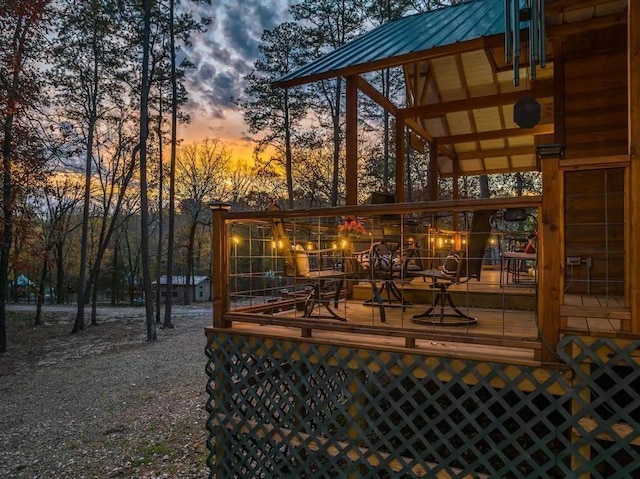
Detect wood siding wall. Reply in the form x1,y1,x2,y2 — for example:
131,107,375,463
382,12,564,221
564,168,625,295
563,26,628,160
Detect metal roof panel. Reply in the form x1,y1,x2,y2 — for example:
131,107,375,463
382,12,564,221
276,0,514,86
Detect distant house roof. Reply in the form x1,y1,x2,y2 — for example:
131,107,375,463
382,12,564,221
276,0,507,88
13,274,34,286
155,275,210,286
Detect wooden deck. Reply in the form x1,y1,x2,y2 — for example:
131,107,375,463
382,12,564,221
221,269,626,365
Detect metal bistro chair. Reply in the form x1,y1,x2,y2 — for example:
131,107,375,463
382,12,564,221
411,210,496,326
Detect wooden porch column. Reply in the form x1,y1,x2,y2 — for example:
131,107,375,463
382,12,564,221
345,75,358,206
629,2,640,332
210,203,231,328
395,120,406,202
428,140,439,201
538,156,562,363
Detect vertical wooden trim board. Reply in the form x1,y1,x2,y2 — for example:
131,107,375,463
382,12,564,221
395,120,406,202
628,3,640,332
345,76,358,206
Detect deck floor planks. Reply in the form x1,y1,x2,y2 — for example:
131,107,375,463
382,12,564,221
226,273,627,360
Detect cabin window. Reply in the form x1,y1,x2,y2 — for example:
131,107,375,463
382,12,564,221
564,167,625,300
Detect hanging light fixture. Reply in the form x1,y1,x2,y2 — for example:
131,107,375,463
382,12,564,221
505,0,547,128
504,0,547,87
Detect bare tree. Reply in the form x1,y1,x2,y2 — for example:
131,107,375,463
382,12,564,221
175,139,232,304
35,179,83,325
0,0,50,353
139,0,156,341
50,0,129,333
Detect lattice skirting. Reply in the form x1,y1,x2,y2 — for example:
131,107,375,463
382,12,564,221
205,334,640,478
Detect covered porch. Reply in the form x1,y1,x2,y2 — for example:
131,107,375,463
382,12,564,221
205,1,640,477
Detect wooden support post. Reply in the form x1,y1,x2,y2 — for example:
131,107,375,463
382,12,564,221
452,159,460,236
346,76,358,206
628,2,640,332
538,158,562,363
428,140,439,201
395,119,406,202
210,203,231,328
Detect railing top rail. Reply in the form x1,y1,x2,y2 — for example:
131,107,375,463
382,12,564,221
213,196,542,220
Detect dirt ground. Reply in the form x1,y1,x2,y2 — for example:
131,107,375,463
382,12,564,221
0,303,213,478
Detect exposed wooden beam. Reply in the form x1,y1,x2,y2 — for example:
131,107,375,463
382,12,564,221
354,75,399,116
401,79,554,119
457,145,534,160
435,124,554,145
404,118,456,159
355,75,456,160
439,164,539,178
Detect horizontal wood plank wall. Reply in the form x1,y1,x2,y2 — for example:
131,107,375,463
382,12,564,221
564,168,625,296
562,26,628,161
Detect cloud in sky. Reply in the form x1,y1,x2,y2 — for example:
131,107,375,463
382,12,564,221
181,0,292,156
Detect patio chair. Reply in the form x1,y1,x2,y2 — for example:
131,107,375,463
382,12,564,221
362,233,424,310
411,209,496,326
268,205,349,321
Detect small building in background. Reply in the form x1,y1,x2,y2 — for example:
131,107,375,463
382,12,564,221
154,275,211,304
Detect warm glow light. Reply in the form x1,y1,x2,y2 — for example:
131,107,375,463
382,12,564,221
231,235,240,245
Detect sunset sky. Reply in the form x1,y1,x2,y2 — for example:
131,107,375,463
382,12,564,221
179,0,293,161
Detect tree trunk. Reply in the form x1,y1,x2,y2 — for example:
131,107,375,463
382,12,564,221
284,91,294,209
35,248,51,326
55,243,65,304
185,222,197,306
91,279,98,325
163,0,177,329
140,0,156,341
111,238,119,306
479,175,490,198
73,117,96,333
0,108,14,353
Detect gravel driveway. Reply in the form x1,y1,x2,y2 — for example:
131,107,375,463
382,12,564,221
0,304,212,478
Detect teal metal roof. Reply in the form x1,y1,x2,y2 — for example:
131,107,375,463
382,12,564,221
276,0,509,88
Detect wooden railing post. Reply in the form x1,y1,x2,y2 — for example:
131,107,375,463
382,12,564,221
628,1,640,332
538,160,562,364
210,203,231,328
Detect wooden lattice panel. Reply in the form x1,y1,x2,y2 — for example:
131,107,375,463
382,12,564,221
205,334,640,478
